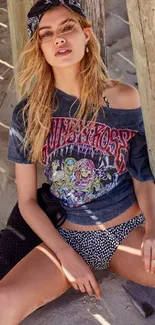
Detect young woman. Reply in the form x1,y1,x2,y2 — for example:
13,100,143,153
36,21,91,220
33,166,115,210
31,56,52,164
1,0,155,324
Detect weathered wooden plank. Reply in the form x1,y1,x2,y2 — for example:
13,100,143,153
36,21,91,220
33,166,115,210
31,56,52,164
7,0,34,98
80,0,106,63
126,0,155,176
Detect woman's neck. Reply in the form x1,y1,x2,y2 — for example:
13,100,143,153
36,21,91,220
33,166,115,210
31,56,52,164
53,65,81,99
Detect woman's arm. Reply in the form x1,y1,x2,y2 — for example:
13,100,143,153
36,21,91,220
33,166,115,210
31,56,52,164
133,178,155,273
16,163,72,256
16,163,101,297
133,178,155,232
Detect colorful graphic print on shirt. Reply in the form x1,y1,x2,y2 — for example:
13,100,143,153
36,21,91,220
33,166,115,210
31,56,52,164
42,117,137,207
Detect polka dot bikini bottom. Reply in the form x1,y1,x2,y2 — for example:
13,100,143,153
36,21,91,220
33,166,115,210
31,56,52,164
58,214,145,270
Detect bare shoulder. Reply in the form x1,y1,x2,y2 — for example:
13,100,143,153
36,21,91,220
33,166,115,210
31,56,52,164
106,82,141,109
117,83,141,109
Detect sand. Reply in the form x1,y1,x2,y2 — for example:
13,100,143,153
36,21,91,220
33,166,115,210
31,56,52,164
0,0,155,324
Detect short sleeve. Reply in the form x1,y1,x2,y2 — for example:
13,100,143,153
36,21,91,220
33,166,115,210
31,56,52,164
7,99,33,164
127,118,154,182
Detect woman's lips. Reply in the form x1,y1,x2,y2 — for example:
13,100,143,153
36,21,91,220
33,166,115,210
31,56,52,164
55,50,72,57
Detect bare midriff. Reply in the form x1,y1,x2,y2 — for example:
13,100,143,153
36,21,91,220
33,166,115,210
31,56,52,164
60,202,142,231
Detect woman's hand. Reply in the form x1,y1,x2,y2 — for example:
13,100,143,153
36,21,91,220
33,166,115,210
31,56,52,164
57,246,101,299
141,228,155,274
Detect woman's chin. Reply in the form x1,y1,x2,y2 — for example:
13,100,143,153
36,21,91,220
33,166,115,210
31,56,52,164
50,56,84,70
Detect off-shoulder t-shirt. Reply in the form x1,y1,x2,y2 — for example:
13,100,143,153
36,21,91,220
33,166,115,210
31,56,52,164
7,88,154,225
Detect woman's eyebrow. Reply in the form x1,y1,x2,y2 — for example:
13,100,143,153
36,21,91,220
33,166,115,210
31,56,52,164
38,18,76,31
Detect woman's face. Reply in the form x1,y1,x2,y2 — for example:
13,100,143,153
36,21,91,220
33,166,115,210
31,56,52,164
38,6,91,69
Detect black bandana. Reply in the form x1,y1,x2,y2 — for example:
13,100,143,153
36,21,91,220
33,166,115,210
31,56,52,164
27,0,86,38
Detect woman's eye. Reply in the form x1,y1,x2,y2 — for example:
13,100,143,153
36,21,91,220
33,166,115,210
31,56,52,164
62,25,74,32
40,31,53,39
39,25,74,39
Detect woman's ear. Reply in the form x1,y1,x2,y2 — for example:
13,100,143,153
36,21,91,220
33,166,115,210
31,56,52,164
83,27,91,43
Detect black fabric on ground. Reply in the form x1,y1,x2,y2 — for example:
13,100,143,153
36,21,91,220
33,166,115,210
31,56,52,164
0,202,42,279
0,184,66,279
122,281,155,317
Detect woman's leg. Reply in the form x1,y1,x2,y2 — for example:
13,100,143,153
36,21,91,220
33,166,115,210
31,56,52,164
109,225,155,286
0,243,71,325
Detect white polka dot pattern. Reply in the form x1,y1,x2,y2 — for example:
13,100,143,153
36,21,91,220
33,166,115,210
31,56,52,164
58,214,145,270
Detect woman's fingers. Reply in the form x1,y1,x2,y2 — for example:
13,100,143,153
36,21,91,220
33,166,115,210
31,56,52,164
71,281,92,295
141,241,144,261
151,245,155,274
143,239,155,274
84,281,93,296
71,277,101,298
60,248,101,298
142,231,155,274
143,241,151,273
71,282,79,291
78,284,87,293
89,276,101,299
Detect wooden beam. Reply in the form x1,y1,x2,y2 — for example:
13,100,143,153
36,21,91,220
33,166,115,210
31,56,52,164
80,0,106,63
126,0,155,177
7,0,34,99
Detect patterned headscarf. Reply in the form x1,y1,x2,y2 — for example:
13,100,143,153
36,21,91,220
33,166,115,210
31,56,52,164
27,0,86,38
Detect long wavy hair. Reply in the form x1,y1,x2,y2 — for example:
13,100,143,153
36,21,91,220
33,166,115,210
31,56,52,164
17,8,119,163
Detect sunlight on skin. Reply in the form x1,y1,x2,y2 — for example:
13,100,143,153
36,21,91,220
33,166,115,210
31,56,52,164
36,245,62,271
38,245,75,282
117,52,136,68
117,244,141,256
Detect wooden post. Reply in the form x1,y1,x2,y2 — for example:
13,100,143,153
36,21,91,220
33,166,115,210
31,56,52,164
126,0,155,177
7,0,34,99
80,0,106,63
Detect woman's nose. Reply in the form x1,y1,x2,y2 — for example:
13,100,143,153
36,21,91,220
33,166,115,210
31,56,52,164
54,38,66,46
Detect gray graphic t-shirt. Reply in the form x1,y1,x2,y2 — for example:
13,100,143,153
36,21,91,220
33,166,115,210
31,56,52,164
7,88,154,225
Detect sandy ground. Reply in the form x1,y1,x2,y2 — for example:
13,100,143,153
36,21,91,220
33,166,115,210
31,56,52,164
0,0,155,324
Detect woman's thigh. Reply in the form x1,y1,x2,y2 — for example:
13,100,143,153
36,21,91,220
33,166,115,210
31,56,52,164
0,243,71,323
109,225,155,287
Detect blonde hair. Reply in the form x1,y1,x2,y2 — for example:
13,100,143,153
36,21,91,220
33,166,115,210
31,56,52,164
17,9,119,163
